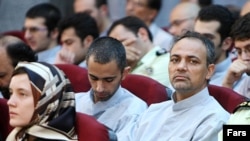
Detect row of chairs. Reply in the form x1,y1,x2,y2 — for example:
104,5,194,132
0,64,248,141
56,64,248,113
0,98,114,141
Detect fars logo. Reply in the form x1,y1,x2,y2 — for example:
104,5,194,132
223,125,250,141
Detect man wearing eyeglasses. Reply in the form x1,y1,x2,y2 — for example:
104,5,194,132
23,3,61,64
126,0,173,51
168,2,200,37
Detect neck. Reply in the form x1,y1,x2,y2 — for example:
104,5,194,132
99,17,112,34
47,40,58,50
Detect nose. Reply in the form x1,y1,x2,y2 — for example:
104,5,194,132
241,51,250,61
176,60,187,71
96,81,104,92
168,26,177,36
126,1,134,15
7,95,16,107
24,30,32,40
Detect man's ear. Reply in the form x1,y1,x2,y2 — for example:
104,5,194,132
221,37,234,51
206,64,215,80
122,66,131,80
99,4,109,16
137,27,149,42
82,35,94,48
50,28,59,40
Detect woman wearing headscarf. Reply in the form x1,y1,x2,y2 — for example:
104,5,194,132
6,62,77,141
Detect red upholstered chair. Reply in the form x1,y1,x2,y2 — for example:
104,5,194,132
2,30,26,43
56,64,169,105
76,112,116,141
55,64,91,92
0,100,115,141
208,84,248,113
121,74,169,106
0,98,13,141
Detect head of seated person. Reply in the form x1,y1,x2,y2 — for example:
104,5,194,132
0,35,37,99
6,62,77,140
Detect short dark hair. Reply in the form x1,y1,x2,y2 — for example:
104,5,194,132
58,12,99,43
0,36,37,67
26,3,61,34
107,16,153,42
95,0,107,8
86,37,126,72
146,0,162,12
230,13,250,41
0,35,37,99
172,31,215,66
7,42,37,67
197,4,235,42
198,0,212,8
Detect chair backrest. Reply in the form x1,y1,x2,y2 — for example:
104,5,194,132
208,84,248,113
56,64,169,106
55,64,91,92
0,101,114,141
0,98,13,141
2,30,26,43
121,74,169,106
76,112,116,141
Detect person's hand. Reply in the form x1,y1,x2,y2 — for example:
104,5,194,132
121,38,141,68
222,59,249,88
54,49,75,64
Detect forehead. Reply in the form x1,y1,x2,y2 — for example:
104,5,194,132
61,28,79,40
87,56,120,76
234,39,250,49
194,20,220,34
171,5,189,19
11,73,29,85
24,17,46,27
171,38,207,58
0,47,14,71
74,0,96,11
10,73,32,94
109,25,135,40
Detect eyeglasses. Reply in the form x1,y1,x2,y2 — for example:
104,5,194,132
169,17,195,27
22,27,47,34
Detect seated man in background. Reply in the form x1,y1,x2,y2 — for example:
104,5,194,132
168,2,200,37
108,16,172,89
194,5,235,87
126,0,173,50
122,31,229,141
222,13,250,98
0,35,37,99
23,3,61,64
55,12,99,68
75,37,147,140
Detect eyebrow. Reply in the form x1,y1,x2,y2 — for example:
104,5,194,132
171,54,201,60
235,43,250,49
89,74,117,80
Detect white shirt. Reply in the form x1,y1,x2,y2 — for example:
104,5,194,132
238,76,250,98
123,87,229,141
210,57,232,86
37,45,61,64
75,86,147,139
149,23,173,51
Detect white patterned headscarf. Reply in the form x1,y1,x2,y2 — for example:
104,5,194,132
7,62,77,141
